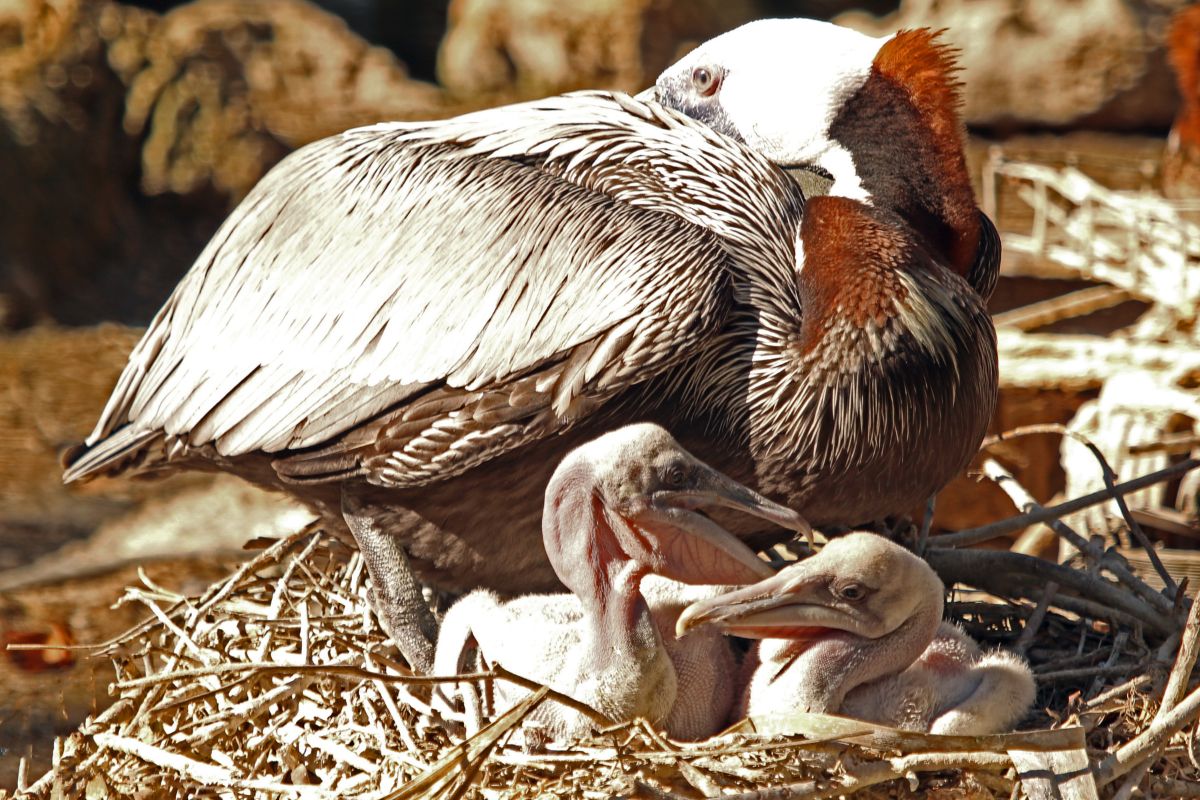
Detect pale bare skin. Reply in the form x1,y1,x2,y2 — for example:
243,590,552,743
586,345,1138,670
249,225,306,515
678,533,1036,735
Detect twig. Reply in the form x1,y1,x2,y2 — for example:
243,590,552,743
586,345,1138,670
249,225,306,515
1110,757,1152,800
1094,683,1200,785
1160,583,1200,714
705,783,816,800
179,677,311,743
1036,663,1147,682
1085,674,1154,709
93,733,335,797
926,548,1173,636
633,781,690,800
933,458,1200,548
1002,422,1182,596
486,664,615,728
916,495,935,556
1149,776,1200,797
193,526,320,619
1129,432,1200,456
961,459,1177,619
1015,582,1057,655
676,760,721,796
754,751,1012,800
1090,630,1130,697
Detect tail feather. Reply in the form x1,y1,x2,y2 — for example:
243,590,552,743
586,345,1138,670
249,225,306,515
62,426,162,483
929,650,1036,735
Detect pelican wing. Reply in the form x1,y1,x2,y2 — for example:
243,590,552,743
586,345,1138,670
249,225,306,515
71,96,736,487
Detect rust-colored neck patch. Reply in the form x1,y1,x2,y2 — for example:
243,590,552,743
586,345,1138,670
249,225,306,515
873,29,966,164
1169,5,1200,147
830,28,978,281
796,196,912,350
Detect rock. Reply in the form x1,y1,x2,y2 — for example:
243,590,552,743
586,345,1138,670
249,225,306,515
0,0,451,329
837,0,1185,131
114,0,452,199
0,323,313,587
437,0,763,100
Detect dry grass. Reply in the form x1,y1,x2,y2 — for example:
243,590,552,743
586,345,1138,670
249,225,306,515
6,459,1200,799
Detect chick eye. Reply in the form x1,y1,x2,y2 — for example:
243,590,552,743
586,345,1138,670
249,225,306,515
836,583,868,602
664,463,688,488
691,66,721,97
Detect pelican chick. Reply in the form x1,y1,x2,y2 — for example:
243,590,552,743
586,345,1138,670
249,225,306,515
677,533,1035,735
432,423,807,741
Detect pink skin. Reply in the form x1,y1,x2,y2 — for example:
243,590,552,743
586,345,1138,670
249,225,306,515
435,423,810,740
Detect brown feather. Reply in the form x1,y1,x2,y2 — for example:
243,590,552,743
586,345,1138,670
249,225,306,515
871,29,978,278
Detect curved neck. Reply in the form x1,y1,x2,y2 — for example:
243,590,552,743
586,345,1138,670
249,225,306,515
762,599,944,713
827,71,980,284
542,465,658,676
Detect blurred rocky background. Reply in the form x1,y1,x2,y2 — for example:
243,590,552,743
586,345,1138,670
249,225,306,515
3,0,1199,786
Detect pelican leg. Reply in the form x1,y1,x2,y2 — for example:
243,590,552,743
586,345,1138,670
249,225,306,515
342,488,438,673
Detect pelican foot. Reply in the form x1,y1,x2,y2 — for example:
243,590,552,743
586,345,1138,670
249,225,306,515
342,487,439,673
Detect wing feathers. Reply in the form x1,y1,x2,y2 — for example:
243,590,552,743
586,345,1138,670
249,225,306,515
68,92,785,485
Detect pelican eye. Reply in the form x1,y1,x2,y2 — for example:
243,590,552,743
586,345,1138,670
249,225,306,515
690,66,721,97
663,463,688,488
835,582,869,602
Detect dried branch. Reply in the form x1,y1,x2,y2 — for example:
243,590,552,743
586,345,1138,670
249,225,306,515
94,733,336,797
1015,581,1057,655
958,458,1177,620
933,458,1200,549
795,751,1011,799
926,547,1174,636
1160,583,1200,714
1094,683,1200,785
983,422,1178,595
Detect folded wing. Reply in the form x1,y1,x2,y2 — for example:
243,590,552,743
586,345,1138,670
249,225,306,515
67,94,750,487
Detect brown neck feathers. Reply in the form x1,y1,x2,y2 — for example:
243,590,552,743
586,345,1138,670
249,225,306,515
1169,5,1200,149
829,29,979,282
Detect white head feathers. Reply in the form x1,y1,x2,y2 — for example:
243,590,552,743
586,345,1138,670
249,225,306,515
655,19,888,200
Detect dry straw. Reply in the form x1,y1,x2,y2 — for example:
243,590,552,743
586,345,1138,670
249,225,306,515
7,440,1200,799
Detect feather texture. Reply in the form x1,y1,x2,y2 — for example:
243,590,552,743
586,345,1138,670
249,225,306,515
68,92,803,486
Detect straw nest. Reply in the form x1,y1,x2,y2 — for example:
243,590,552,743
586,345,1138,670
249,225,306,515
7,447,1200,800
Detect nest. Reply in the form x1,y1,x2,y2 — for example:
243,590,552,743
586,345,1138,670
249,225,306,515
8,452,1200,800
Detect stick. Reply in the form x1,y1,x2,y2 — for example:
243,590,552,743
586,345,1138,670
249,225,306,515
1012,423,1179,595
925,548,1173,636
955,459,1176,619
1094,683,1200,785
1149,777,1200,797
767,751,1012,800
1088,630,1129,697
94,733,334,797
1085,675,1153,709
1159,583,1200,714
1110,757,1151,800
992,286,1131,331
1036,663,1147,682
916,495,935,556
1015,582,1057,655
933,459,1200,548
